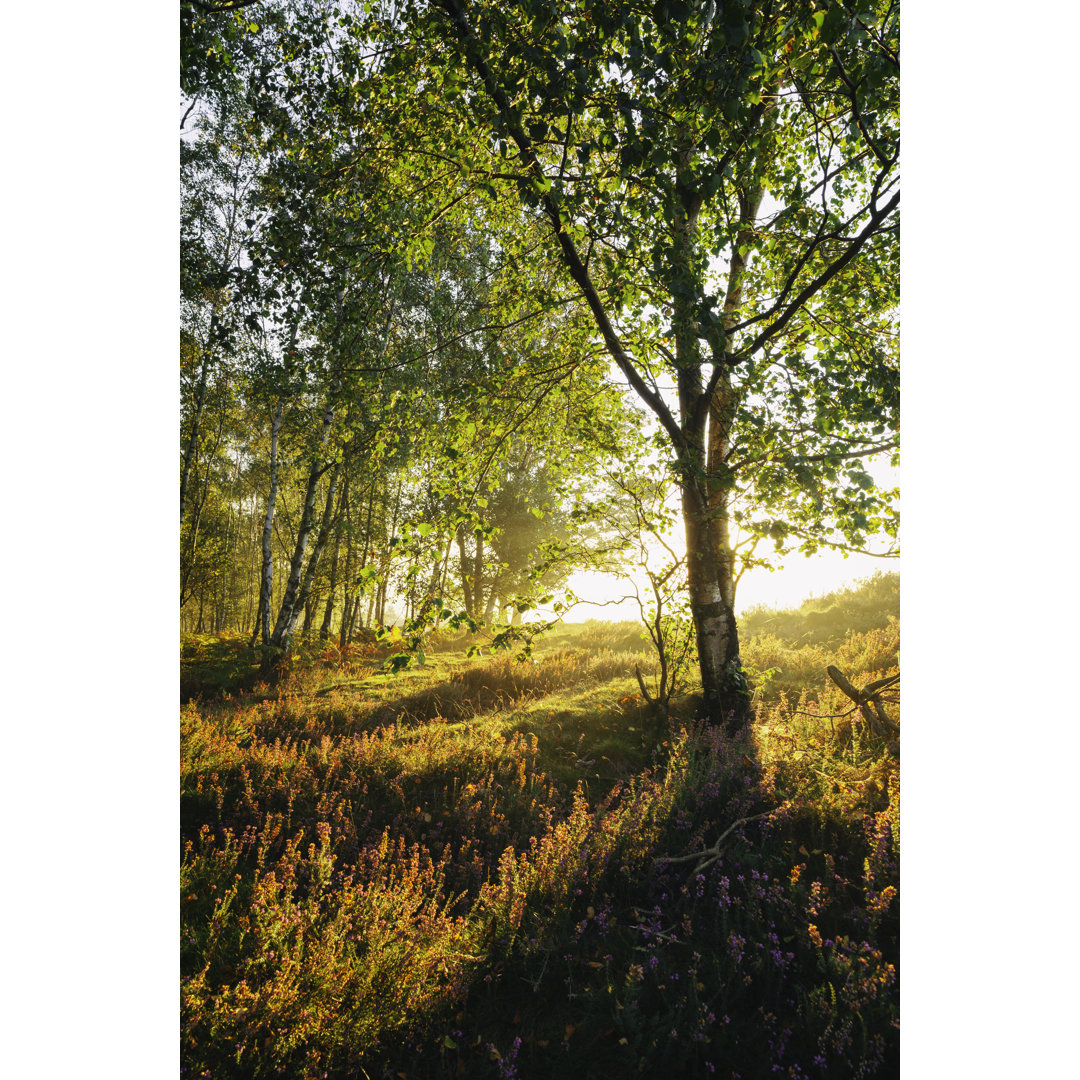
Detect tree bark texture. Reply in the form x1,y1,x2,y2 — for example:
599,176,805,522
251,400,283,648
268,396,336,659
180,340,213,528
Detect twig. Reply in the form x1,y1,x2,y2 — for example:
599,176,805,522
788,704,858,720
654,811,771,869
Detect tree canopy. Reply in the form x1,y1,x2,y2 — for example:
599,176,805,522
180,0,899,722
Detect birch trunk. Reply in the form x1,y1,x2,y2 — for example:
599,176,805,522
268,396,336,657
290,462,341,639
319,487,344,640
456,523,473,616
180,340,213,528
473,530,484,621
250,400,283,648
670,144,748,728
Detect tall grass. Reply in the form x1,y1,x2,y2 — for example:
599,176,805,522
182,618,899,1078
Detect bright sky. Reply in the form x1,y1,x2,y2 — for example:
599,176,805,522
562,532,897,621
557,406,898,622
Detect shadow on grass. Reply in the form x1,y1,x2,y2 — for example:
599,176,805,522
181,630,900,1079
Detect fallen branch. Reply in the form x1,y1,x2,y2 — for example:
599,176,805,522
826,665,900,743
654,811,771,873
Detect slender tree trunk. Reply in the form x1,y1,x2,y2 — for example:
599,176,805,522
670,145,748,728
474,529,486,622
374,476,402,627
244,493,259,633
180,341,213,528
320,492,344,640
291,462,341,638
301,593,316,640
268,397,337,659
438,534,454,598
482,579,497,625
359,474,379,633
339,475,355,648
339,595,352,646
267,464,325,654
457,523,474,616
251,400,283,648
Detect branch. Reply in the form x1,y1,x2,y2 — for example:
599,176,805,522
187,0,262,14
655,811,771,871
827,46,891,168
736,189,899,362
432,0,688,457
826,665,900,742
634,663,654,704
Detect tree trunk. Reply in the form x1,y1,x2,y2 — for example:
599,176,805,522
320,499,344,640
291,462,341,636
359,474,379,634
474,529,485,621
267,396,336,663
244,492,259,634
681,482,745,726
670,145,748,729
482,579,497,625
456,522,474,616
337,476,354,648
251,400,283,648
180,339,213,528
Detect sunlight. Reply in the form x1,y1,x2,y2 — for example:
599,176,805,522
562,546,899,622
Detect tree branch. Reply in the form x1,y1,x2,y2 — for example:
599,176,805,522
735,189,899,362
431,0,688,457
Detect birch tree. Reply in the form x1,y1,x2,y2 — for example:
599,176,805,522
354,0,899,727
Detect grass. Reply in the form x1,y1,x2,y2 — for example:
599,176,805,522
181,615,899,1078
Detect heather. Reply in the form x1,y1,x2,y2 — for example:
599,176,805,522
181,603,899,1079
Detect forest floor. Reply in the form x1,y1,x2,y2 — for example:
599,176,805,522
181,615,899,1079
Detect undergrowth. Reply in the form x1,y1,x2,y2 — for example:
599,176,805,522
182,615,899,1078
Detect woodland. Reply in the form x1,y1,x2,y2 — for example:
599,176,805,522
181,1,899,1076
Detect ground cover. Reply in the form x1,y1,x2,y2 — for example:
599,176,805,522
181,615,899,1079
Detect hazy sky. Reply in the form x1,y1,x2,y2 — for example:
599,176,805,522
559,444,898,621
563,534,897,621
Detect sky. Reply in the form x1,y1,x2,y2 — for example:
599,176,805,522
559,449,897,620
564,535,896,620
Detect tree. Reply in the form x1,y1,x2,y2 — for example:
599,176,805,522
354,0,899,727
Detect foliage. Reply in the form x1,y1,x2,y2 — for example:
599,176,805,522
348,0,900,719
742,571,899,646
179,8,901,1069
182,619,898,1077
